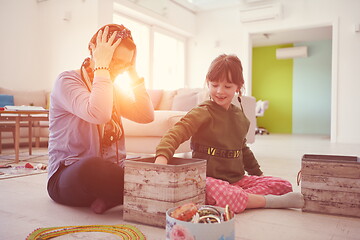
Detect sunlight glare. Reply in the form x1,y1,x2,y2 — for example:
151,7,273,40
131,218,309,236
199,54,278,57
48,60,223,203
114,72,135,100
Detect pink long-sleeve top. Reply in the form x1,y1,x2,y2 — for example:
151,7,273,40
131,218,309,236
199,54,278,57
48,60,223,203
47,70,154,179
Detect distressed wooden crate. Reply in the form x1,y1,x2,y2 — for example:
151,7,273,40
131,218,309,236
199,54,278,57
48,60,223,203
301,154,360,218
123,157,207,227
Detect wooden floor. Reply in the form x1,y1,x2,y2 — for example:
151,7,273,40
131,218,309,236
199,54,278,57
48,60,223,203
1,134,359,239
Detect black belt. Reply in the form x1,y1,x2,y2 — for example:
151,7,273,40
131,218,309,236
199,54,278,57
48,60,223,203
191,142,241,159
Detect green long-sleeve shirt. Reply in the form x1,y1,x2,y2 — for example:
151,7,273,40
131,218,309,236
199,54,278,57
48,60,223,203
156,100,263,183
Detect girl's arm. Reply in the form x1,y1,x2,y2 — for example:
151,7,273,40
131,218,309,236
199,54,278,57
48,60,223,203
242,140,263,176
155,107,209,164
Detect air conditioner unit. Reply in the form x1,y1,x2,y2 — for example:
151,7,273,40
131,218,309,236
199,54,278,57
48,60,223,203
276,46,308,59
239,3,282,23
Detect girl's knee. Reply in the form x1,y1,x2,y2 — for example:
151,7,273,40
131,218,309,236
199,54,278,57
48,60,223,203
205,179,248,214
273,180,293,195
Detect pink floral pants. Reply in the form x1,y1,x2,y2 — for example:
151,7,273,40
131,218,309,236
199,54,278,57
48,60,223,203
206,175,293,213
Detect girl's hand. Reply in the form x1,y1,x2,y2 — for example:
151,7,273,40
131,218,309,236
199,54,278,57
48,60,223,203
89,26,122,68
154,155,168,165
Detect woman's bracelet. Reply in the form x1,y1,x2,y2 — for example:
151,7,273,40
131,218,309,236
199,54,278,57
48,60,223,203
93,66,110,72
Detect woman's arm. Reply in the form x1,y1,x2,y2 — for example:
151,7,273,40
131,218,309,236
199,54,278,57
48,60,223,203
56,26,122,124
115,79,154,123
115,50,154,123
54,72,113,125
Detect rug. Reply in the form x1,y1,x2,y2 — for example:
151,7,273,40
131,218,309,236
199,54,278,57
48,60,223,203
26,224,146,240
0,148,48,180
0,166,47,179
0,151,48,162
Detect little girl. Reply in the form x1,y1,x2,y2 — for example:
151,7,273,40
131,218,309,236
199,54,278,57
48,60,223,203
155,54,304,213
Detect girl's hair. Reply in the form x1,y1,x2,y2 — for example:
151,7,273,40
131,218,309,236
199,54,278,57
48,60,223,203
206,54,245,92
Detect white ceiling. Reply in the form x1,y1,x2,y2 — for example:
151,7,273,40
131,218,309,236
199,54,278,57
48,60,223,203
185,0,277,11
177,0,333,47
187,0,243,11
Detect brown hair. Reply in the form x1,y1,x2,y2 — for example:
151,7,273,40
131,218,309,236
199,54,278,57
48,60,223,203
88,24,136,55
81,24,136,82
206,54,245,93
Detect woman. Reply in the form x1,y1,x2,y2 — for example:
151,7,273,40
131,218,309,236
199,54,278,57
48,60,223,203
47,24,154,214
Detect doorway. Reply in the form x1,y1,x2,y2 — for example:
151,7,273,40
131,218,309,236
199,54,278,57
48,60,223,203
248,25,334,138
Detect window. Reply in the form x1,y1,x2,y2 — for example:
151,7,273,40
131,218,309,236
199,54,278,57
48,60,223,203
153,30,185,90
113,13,186,90
113,14,150,87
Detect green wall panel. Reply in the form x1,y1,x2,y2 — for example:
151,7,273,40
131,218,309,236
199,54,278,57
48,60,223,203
252,44,293,133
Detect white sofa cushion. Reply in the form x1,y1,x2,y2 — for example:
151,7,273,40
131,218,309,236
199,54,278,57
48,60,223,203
157,90,177,110
125,136,190,154
122,110,186,137
171,91,198,111
171,88,207,111
147,89,163,109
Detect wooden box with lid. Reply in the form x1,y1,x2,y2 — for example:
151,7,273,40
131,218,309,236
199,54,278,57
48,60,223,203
301,154,360,218
123,157,207,227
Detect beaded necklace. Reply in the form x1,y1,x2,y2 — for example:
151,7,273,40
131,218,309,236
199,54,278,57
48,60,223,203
26,224,146,240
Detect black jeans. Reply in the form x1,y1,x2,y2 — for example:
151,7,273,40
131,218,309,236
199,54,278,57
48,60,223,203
47,157,124,207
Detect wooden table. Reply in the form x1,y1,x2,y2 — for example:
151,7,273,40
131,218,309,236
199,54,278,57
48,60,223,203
0,109,49,163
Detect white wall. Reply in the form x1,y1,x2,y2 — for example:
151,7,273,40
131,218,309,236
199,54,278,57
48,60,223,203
0,0,195,92
0,0,40,90
37,0,100,91
188,0,360,144
0,0,100,91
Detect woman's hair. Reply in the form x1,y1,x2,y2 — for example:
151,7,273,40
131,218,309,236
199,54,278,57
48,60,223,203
206,54,245,92
81,24,136,81
88,24,136,54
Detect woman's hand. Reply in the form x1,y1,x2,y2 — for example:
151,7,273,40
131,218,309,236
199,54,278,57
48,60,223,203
130,47,137,67
154,155,168,165
89,26,122,69
127,48,140,81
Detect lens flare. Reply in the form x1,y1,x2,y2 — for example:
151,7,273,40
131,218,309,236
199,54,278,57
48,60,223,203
114,72,135,100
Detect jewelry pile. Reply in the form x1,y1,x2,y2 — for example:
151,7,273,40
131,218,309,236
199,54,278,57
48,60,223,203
170,203,234,224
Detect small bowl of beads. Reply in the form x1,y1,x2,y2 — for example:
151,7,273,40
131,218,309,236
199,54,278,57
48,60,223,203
166,203,235,240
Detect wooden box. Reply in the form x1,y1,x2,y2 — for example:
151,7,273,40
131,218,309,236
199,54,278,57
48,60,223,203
301,154,360,218
123,157,207,227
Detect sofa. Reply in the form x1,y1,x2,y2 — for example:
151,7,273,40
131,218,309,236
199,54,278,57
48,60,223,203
0,87,50,148
122,88,256,154
0,87,256,155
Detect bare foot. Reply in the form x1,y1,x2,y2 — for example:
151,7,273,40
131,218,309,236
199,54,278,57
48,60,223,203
90,198,120,214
